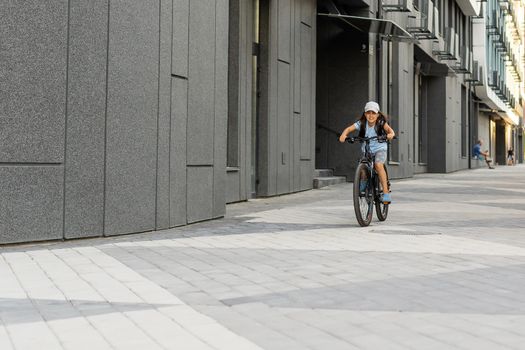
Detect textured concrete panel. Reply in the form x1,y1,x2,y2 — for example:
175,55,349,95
300,159,312,190
157,0,174,230
277,61,291,194
227,0,241,169
309,3,316,177
187,0,216,165
300,0,313,26
261,0,279,196
293,113,301,191
64,0,108,239
226,170,240,204
300,23,312,160
293,1,301,113
170,77,188,226
213,0,229,218
278,0,292,63
105,0,159,236
187,167,213,223
239,0,254,202
0,166,63,244
0,1,67,162
172,0,189,77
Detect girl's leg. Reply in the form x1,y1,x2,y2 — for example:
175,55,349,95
374,162,389,194
373,150,389,194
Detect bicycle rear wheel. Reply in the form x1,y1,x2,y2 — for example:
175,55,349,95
353,163,373,226
375,166,389,221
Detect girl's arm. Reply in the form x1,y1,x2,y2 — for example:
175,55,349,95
339,124,357,143
383,123,395,140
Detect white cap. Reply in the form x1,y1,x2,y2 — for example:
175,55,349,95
364,101,380,113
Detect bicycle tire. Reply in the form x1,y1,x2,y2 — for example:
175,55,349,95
375,165,389,221
353,163,373,226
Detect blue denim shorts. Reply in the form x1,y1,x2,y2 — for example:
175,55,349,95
374,150,387,164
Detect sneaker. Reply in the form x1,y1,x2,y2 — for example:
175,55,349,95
382,193,391,204
359,180,367,193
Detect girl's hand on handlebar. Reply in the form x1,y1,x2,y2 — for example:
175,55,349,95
339,134,347,143
387,133,395,141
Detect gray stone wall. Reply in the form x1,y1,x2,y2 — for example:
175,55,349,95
0,0,228,244
472,111,492,168
1,0,68,243
226,0,255,203
389,41,415,179
256,0,317,197
227,0,317,201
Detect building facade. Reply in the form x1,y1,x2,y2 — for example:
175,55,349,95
472,0,524,166
1,0,230,243
0,0,317,244
226,0,317,203
1,0,523,244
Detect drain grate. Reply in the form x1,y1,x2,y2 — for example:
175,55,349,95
370,229,440,236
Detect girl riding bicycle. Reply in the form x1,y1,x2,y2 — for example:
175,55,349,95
339,101,395,204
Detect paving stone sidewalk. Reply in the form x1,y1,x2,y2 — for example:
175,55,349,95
1,165,525,349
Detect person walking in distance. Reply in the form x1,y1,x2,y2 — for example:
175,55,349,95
339,101,395,204
473,139,495,169
507,148,514,166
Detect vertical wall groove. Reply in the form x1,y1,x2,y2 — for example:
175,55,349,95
168,0,174,227
212,0,218,214
102,0,111,236
62,0,71,240
156,0,174,229
186,0,190,165
185,2,190,224
155,0,161,229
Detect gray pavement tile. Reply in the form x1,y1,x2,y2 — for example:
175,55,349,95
3,166,525,349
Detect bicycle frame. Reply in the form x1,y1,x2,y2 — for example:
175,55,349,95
351,136,384,201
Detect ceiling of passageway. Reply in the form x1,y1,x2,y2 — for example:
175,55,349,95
318,0,370,11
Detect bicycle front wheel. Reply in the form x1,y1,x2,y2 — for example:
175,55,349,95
353,163,373,227
375,172,389,221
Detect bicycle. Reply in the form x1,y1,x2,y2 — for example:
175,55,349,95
347,135,391,227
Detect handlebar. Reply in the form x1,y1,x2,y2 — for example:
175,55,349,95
346,135,396,144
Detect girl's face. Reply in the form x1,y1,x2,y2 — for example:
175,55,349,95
365,111,378,124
